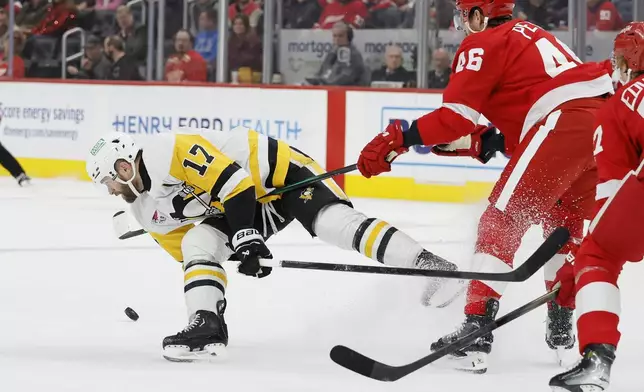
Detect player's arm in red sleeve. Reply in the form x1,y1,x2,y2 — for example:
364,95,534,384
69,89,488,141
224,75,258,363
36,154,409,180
592,99,643,213
401,36,506,149
356,35,506,178
351,1,368,27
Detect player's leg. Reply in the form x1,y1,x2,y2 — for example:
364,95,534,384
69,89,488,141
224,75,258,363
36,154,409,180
541,167,596,365
281,161,458,300
0,142,30,186
551,166,644,391
162,219,233,362
431,99,601,373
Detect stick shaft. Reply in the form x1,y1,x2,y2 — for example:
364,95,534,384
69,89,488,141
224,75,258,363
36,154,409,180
258,164,357,200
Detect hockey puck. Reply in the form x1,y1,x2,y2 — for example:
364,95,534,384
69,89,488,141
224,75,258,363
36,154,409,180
124,307,139,321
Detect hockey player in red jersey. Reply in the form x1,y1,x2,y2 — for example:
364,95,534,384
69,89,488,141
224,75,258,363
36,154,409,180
356,0,614,373
549,22,644,392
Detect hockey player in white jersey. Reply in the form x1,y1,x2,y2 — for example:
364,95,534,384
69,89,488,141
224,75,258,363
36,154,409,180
86,129,457,362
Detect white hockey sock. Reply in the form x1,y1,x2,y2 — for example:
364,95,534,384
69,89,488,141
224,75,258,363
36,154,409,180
181,224,233,319
312,203,423,267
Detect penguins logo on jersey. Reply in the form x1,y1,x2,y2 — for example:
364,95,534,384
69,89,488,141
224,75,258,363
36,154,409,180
299,187,314,203
169,184,223,221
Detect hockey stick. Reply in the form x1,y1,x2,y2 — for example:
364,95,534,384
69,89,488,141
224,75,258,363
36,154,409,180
257,150,400,200
260,227,568,281
330,287,560,381
257,164,358,200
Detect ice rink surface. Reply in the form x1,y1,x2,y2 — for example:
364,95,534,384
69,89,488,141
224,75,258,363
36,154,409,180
0,178,641,392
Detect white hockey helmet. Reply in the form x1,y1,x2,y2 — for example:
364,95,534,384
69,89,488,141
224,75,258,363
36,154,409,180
86,132,142,196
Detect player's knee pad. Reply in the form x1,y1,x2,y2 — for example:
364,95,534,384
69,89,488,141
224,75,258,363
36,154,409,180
313,203,422,266
589,171,644,262
181,224,232,318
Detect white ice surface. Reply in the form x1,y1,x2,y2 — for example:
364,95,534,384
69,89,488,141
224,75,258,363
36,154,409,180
0,178,640,392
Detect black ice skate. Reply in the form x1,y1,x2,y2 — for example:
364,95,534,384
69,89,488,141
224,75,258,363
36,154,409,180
162,300,228,362
549,344,615,392
546,301,578,366
416,251,466,308
429,298,499,374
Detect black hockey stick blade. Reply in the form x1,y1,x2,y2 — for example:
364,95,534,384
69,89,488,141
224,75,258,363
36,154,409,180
118,229,147,240
330,288,559,381
272,227,569,282
257,164,357,200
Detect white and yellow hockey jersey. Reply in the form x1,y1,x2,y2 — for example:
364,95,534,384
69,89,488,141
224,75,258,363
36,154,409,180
129,127,338,261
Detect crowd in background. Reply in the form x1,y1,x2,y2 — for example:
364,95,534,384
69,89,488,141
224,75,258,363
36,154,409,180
0,0,635,86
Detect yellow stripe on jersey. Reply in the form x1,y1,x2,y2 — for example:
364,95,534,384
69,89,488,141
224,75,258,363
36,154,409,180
170,134,253,203
149,224,194,262
364,220,388,259
290,148,314,167
272,140,290,188
307,161,348,200
248,131,266,198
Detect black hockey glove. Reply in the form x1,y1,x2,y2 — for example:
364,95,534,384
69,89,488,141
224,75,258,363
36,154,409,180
231,229,273,278
479,127,506,163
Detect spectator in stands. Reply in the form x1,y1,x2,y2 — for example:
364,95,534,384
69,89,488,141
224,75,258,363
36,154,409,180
165,29,208,83
427,48,450,89
370,44,411,85
74,0,98,32
284,0,321,29
115,5,147,63
95,0,123,11
31,0,77,36
365,1,402,28
0,28,25,78
587,0,624,31
228,0,262,30
614,0,633,23
104,35,142,80
67,35,110,79
228,14,262,77
307,21,367,86
548,0,569,29
192,0,218,34
315,0,367,29
195,9,218,64
400,0,454,29
15,0,48,31
516,0,551,29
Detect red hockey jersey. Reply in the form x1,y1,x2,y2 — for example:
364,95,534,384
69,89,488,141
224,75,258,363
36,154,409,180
592,74,644,210
316,0,367,29
414,20,614,155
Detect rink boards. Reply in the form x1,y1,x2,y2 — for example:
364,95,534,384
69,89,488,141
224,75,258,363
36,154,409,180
0,80,504,202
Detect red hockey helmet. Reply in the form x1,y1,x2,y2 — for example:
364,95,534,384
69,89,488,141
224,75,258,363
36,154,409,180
455,0,515,19
613,22,644,73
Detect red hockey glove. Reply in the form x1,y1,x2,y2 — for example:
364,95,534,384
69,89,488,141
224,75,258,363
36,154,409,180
431,125,505,164
553,260,575,309
357,120,408,178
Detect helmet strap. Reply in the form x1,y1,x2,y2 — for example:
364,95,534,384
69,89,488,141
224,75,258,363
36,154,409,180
116,160,141,197
465,16,489,34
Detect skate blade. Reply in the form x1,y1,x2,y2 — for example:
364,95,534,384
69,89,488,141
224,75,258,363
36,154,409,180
551,385,605,392
432,351,487,374
163,343,228,363
422,280,466,308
